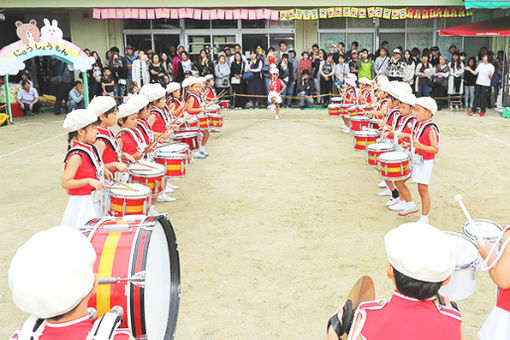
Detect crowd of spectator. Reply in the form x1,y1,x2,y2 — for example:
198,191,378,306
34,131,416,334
15,40,508,115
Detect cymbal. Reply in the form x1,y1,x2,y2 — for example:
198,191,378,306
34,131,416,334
347,275,376,314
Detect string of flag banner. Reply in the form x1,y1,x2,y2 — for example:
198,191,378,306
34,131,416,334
92,7,472,21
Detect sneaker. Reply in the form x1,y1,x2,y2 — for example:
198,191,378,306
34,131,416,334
479,111,486,117
193,151,206,159
275,115,279,120
341,127,351,134
398,202,419,216
377,188,392,196
200,150,209,157
267,104,272,109
377,181,387,188
385,197,399,207
165,185,175,193
388,200,406,211
418,215,429,224
149,206,158,215
169,183,179,190
157,193,176,202
271,104,276,112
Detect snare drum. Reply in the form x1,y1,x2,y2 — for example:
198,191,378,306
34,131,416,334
462,219,503,244
219,100,230,109
378,151,411,181
108,183,152,217
173,131,200,151
197,113,209,130
85,214,180,340
178,116,199,133
331,97,342,105
339,104,351,116
155,147,187,178
353,131,380,152
350,116,370,132
208,113,223,128
158,143,190,165
128,162,166,196
328,104,341,116
366,143,395,168
439,231,480,301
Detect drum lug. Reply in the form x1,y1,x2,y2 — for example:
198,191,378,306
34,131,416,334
122,199,127,216
143,199,148,215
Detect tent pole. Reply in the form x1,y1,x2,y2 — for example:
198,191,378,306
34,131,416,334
82,71,89,109
5,74,12,124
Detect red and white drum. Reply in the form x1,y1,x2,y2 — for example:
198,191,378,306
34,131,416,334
208,114,223,128
219,100,230,109
128,162,166,196
206,104,221,127
331,97,342,105
85,214,180,340
197,113,209,130
378,151,411,181
353,130,379,152
356,104,372,115
350,116,370,132
339,104,351,116
368,118,380,129
178,116,199,133
173,131,200,151
154,146,187,178
328,104,341,116
108,183,152,217
158,143,190,166
366,142,395,168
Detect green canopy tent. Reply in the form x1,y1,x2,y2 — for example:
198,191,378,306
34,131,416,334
0,18,94,123
465,0,510,9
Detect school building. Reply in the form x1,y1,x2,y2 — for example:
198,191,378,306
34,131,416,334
0,0,508,59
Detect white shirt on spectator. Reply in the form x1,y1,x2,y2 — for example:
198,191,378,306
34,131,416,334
475,62,494,87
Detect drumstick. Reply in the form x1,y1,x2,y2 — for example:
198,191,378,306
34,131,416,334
112,178,133,190
453,195,483,241
127,168,153,171
105,186,139,191
135,161,158,169
143,115,193,154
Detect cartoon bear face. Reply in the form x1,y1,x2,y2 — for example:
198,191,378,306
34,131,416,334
15,19,41,44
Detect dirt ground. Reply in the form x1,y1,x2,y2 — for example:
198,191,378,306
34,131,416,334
1,107,510,339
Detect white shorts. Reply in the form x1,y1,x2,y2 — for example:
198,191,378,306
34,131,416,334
411,159,434,185
268,91,282,104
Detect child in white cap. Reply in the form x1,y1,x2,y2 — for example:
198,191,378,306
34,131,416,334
186,77,209,158
204,74,217,102
90,96,134,177
268,68,286,120
8,227,132,339
327,223,466,340
340,75,357,133
61,109,112,228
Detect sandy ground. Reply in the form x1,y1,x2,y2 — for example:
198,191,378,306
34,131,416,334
1,107,510,339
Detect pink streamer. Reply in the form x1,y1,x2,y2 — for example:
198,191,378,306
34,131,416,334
193,9,202,20
131,8,139,19
248,9,256,20
108,8,116,19
241,9,248,19
210,9,218,20
170,9,179,19
202,9,210,20
225,9,233,20
92,8,101,19
270,10,279,21
139,8,147,19
115,9,124,19
233,9,241,20
147,9,155,19
123,8,132,19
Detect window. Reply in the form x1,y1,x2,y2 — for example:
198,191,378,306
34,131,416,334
379,19,405,29
347,33,374,51
435,34,463,55
379,33,405,52
407,33,432,51
126,34,152,52
464,37,491,59
319,33,346,51
242,34,268,52
123,20,150,29
184,19,210,29
319,18,346,29
152,19,180,30
270,20,295,28
269,34,295,50
212,20,238,29
188,35,211,54
154,34,180,54
242,19,266,29
347,17,375,29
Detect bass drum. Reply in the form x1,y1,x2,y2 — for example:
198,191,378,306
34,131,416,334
84,214,180,339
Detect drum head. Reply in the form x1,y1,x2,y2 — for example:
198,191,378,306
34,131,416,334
379,151,408,162
354,131,379,138
159,144,189,153
174,132,199,139
129,163,165,177
350,116,369,122
109,183,152,198
463,219,502,241
367,143,394,152
145,215,180,339
444,231,479,268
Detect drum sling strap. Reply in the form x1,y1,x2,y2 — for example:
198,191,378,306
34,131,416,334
385,107,400,125
17,315,46,340
137,119,154,143
117,128,146,153
86,312,122,340
150,106,171,128
188,93,202,108
96,131,122,162
64,144,103,171
412,121,440,147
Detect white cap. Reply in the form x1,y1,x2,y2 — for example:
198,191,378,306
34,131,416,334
415,97,438,116
385,223,455,283
270,68,279,75
127,94,149,112
165,82,180,94
395,82,412,95
88,96,117,116
358,77,371,85
197,77,206,84
393,48,401,54
376,75,390,88
204,74,214,81
187,77,201,87
388,84,401,99
117,103,139,119
62,109,97,132
8,226,96,319
181,77,192,88
398,92,416,106
147,84,166,102
379,83,393,94
139,84,154,101
346,73,357,81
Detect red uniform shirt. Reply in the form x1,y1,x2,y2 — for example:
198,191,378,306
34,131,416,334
187,93,201,115
361,89,372,104
385,106,400,127
206,86,215,100
10,315,130,340
497,226,510,311
413,119,440,160
344,88,357,104
117,129,145,156
353,291,462,340
96,127,121,164
64,141,103,196
137,118,154,145
149,105,169,133
395,114,416,146
269,78,282,93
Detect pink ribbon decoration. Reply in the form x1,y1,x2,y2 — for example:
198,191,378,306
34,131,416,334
131,8,139,19
178,8,186,18
123,8,132,19
248,9,257,20
225,9,233,20
193,9,202,20
170,8,179,19
108,8,116,19
241,9,248,19
263,8,271,19
92,8,101,19
233,9,241,19
147,9,155,19
139,8,147,19
115,9,124,19
202,9,210,20
270,10,279,21
217,9,225,19
210,9,218,20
